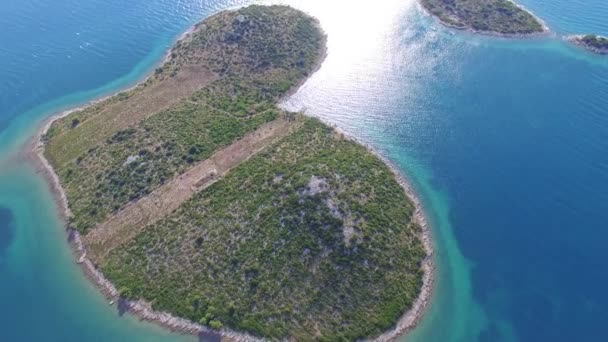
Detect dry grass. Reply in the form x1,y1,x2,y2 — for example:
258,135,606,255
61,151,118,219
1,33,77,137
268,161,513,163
102,118,426,340
85,116,299,261
45,64,217,169
45,5,325,233
421,0,544,34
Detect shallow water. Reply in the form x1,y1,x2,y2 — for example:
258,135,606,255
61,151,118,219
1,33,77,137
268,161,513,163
0,163,196,341
0,0,607,341
0,208,14,266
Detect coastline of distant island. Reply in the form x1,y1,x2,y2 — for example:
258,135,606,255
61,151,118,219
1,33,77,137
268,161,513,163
567,34,608,55
418,0,549,37
28,5,434,342
417,0,608,57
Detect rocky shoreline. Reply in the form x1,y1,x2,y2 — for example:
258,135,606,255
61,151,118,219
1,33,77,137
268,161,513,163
30,109,436,341
26,9,434,342
418,1,550,38
566,35,608,55
24,16,269,342
373,165,435,342
325,124,435,342
28,88,267,342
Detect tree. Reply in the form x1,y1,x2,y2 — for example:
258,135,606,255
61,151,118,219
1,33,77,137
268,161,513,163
118,286,133,299
209,319,223,330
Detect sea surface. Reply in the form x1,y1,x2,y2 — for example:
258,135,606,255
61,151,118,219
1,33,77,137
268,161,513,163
0,0,607,341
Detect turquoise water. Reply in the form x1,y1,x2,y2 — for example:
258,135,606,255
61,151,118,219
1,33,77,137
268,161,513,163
1,0,607,341
0,163,195,341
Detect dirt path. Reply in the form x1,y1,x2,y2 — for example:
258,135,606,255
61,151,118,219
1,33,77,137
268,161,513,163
84,117,298,262
46,64,217,168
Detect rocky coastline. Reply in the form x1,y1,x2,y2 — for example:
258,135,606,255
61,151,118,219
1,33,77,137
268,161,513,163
567,35,608,55
27,9,434,342
418,0,550,38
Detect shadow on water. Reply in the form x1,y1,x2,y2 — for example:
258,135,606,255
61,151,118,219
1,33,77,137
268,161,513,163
67,228,77,243
198,331,221,342
116,297,221,342
0,207,15,265
117,297,130,317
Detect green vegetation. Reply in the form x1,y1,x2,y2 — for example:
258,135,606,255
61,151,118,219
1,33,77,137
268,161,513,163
582,35,608,49
103,118,425,340
45,5,322,167
45,5,324,233
421,0,544,34
59,98,279,232
44,5,427,340
573,34,608,54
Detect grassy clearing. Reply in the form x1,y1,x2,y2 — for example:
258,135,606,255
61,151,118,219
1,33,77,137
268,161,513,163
44,48,216,168
103,118,426,340
59,100,278,233
421,0,544,34
45,5,324,233
84,116,299,262
45,5,323,167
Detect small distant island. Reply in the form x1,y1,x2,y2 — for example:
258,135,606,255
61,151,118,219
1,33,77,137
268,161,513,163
420,0,547,36
567,34,608,55
34,5,433,341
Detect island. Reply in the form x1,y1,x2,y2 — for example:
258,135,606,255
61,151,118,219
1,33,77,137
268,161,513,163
35,5,432,341
419,0,546,35
567,34,608,55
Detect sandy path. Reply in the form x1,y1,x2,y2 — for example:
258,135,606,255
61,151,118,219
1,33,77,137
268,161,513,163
46,64,217,168
84,117,298,262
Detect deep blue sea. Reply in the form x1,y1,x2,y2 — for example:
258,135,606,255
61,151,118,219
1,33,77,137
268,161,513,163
1,0,607,341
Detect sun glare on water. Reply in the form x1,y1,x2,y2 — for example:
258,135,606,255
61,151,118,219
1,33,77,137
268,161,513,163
267,0,432,138
276,0,415,69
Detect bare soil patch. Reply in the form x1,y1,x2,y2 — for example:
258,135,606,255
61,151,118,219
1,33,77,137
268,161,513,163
46,65,217,168
85,117,298,262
